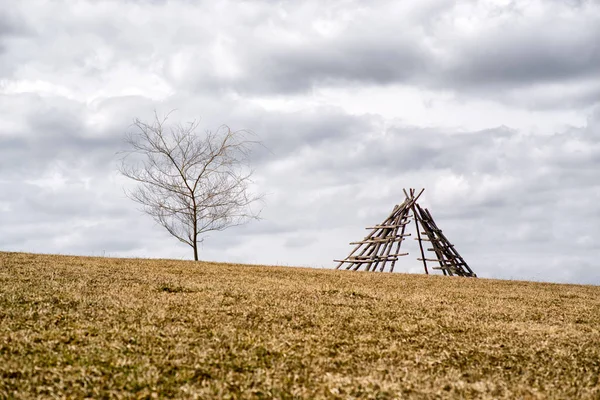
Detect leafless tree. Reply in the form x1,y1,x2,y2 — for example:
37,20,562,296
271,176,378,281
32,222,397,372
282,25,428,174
119,112,263,261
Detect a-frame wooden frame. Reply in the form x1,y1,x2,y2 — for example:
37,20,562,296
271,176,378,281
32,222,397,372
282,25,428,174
334,189,476,277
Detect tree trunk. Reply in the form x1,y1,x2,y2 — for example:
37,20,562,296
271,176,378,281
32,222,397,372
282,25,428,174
193,241,198,261
192,196,199,261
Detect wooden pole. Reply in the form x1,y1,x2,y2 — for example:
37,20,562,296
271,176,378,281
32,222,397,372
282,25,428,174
388,207,410,273
412,205,428,275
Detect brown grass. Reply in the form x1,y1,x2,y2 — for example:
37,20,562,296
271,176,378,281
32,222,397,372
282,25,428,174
1,251,599,399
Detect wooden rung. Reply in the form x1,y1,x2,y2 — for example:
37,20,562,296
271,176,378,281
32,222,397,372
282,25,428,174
343,254,403,260
334,258,398,263
414,238,431,241
418,258,452,263
350,240,393,245
389,252,409,257
351,235,410,244
351,255,394,259
350,236,395,244
366,222,410,229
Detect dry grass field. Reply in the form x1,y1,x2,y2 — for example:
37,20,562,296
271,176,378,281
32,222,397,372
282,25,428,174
1,252,599,399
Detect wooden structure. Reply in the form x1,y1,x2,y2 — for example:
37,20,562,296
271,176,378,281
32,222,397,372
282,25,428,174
334,189,476,277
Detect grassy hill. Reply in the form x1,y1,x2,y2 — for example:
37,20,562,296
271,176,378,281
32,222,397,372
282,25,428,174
1,252,599,399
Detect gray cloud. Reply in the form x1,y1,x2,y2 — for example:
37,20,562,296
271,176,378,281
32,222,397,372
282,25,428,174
0,94,118,178
442,16,600,87
2,1,598,109
159,1,600,109
0,8,29,75
236,31,429,94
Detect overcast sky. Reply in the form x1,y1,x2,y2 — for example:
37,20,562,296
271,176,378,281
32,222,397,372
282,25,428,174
1,0,600,284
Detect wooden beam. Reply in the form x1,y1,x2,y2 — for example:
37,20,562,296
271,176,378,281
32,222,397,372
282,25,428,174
412,205,428,275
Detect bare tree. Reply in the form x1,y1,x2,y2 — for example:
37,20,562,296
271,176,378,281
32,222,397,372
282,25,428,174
118,112,263,261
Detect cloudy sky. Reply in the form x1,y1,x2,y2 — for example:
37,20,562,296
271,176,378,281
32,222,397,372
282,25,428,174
2,0,600,284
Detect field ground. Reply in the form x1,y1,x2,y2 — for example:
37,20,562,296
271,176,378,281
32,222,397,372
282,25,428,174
1,252,599,399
